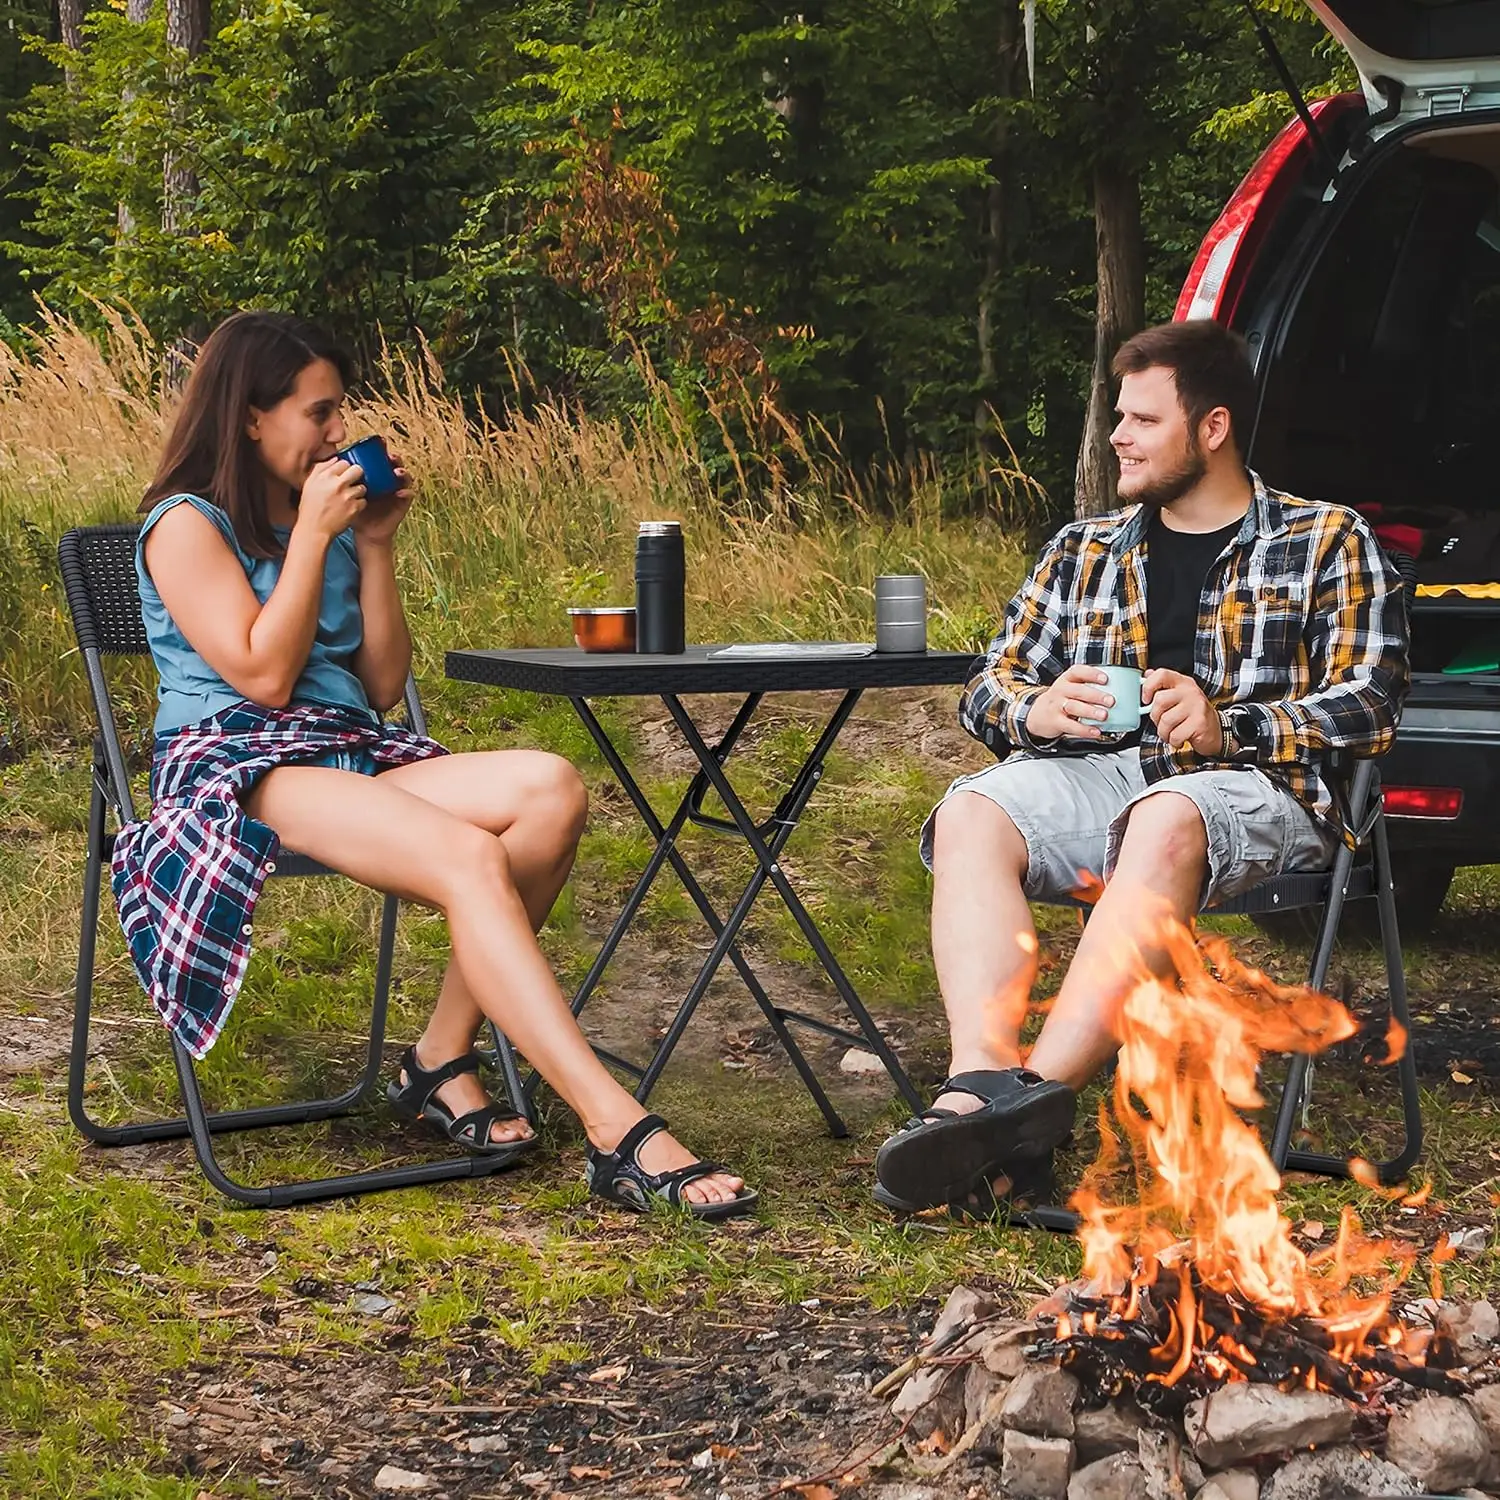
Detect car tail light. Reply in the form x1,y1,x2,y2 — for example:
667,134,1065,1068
1174,94,1362,326
1383,786,1464,819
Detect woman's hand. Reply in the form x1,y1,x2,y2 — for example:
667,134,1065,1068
296,456,368,541
352,450,415,548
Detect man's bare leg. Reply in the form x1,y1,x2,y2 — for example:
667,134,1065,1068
1026,789,1208,1087
928,791,1038,1115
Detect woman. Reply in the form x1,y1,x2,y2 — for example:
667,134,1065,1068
115,310,754,1219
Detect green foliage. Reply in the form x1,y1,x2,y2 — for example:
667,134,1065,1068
0,0,1357,502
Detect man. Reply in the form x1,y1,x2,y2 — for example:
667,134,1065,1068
874,320,1410,1214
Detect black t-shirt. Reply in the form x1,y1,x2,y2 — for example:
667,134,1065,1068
1146,512,1242,675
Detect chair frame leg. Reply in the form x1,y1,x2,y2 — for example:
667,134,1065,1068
70,780,523,1206
1271,797,1422,1186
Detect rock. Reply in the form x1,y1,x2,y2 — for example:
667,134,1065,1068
981,1323,1037,1379
1465,1384,1500,1486
1137,1427,1204,1500
1074,1404,1149,1466
352,1292,396,1317
466,1434,508,1454
1260,1446,1417,1500
1000,1365,1081,1438
1001,1429,1075,1500
964,1363,1011,1434
839,1047,886,1075
373,1467,434,1493
1385,1394,1490,1493
1193,1469,1256,1500
1450,1225,1489,1257
891,1363,967,1443
1069,1452,1148,1500
965,1386,1014,1457
1455,1301,1500,1354
925,1285,998,1353
1183,1386,1353,1468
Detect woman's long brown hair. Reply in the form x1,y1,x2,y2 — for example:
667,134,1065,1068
140,311,356,559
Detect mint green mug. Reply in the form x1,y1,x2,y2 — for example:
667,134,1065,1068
1095,664,1144,735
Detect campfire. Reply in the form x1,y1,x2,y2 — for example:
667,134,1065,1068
878,903,1500,1498
1041,911,1454,1413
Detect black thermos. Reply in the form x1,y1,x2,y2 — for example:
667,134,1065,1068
634,520,686,654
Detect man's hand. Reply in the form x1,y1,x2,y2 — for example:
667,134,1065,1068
1027,665,1118,742
1144,668,1223,756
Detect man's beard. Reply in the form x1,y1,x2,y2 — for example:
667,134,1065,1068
1118,439,1207,509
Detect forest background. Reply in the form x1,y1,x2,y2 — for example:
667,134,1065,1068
0,0,1351,518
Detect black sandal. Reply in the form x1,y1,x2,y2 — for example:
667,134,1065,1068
586,1113,758,1221
873,1148,1055,1219
873,1067,1075,1211
386,1045,538,1163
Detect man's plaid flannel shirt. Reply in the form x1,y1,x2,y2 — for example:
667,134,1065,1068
958,471,1411,841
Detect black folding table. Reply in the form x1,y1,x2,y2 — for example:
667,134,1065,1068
445,644,976,1136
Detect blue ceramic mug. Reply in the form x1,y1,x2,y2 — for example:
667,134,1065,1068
334,434,401,501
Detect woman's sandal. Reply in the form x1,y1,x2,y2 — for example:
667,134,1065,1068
386,1045,538,1163
586,1113,758,1221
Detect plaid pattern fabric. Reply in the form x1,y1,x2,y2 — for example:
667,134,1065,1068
958,472,1410,837
112,701,447,1059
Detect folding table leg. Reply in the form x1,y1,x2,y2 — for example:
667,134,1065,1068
664,694,925,1119
514,695,844,1132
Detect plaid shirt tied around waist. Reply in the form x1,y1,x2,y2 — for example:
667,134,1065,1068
958,472,1411,840
112,701,447,1059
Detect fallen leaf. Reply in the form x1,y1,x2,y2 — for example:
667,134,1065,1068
586,1363,628,1383
1451,1071,1474,1086
793,1487,836,1500
915,1429,951,1455
710,1443,739,1461
1300,1220,1325,1240
569,1466,611,1481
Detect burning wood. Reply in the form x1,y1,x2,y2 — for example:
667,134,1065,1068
1039,907,1458,1410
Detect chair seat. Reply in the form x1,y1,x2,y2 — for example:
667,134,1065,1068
1051,862,1378,918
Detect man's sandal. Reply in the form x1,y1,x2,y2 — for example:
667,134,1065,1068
586,1113,758,1221
386,1045,537,1163
873,1067,1075,1211
873,1145,1056,1219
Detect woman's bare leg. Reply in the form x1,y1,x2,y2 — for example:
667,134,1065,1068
379,751,590,1144
243,763,744,1205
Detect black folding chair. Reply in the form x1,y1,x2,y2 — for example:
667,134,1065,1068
1008,755,1422,1234
59,523,529,1208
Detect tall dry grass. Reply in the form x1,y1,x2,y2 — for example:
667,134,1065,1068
0,312,1040,750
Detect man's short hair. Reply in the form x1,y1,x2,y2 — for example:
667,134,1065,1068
1112,321,1255,457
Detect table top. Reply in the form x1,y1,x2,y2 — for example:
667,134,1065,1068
445,643,978,697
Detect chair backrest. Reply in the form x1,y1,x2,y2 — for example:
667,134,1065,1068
57,524,151,658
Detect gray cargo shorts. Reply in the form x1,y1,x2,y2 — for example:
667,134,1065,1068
918,746,1337,909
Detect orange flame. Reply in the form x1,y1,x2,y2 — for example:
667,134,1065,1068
1056,895,1433,1391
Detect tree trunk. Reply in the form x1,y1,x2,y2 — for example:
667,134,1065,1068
976,0,1026,458
162,0,208,235
116,0,153,244
1073,158,1144,518
57,0,84,51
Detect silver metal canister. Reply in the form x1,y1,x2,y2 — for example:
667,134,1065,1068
874,574,927,654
